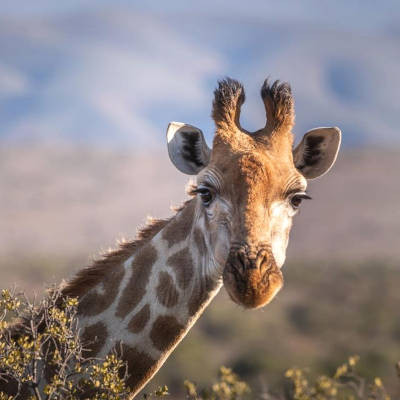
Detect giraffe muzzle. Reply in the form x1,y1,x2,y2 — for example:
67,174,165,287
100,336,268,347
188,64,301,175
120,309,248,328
223,245,284,309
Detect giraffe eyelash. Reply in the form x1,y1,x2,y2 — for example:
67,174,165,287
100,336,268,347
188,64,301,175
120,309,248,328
187,184,199,197
189,182,216,195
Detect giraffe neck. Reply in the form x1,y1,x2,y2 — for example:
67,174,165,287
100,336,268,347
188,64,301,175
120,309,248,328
76,198,223,397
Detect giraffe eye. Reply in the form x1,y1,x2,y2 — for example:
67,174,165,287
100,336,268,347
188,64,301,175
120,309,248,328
290,193,312,209
197,187,214,207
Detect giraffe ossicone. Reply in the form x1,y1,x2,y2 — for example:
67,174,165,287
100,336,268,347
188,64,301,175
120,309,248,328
2,77,341,399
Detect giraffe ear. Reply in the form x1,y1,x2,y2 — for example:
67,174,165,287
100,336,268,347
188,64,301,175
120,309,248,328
166,122,211,175
293,127,341,179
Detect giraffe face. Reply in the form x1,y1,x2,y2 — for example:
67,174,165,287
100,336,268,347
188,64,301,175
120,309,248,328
167,78,341,309
194,141,305,308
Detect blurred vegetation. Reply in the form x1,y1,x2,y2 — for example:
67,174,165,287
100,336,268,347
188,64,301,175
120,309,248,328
183,358,398,400
0,288,132,399
149,259,400,398
0,258,399,399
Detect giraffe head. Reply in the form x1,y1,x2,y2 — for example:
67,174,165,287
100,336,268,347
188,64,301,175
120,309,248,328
166,78,341,309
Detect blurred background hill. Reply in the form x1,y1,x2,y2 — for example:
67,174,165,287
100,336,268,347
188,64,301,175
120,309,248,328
1,146,399,290
1,1,399,398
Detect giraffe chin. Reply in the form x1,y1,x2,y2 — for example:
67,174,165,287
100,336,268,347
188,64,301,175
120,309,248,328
222,262,284,309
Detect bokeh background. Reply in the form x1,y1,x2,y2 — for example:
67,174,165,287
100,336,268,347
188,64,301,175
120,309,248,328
1,1,400,397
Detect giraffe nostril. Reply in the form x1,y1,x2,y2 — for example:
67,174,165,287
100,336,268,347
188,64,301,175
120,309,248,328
255,255,263,270
227,244,276,277
256,250,269,273
237,249,247,272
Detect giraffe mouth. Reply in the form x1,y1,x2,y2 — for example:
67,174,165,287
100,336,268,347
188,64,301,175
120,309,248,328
222,247,284,309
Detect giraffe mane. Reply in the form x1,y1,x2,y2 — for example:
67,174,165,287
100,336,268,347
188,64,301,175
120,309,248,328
4,217,174,339
62,202,190,299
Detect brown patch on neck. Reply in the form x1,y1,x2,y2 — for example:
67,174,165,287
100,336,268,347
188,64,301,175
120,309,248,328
128,304,151,334
150,315,184,352
62,218,169,299
162,199,195,247
188,276,219,316
81,321,108,357
115,243,158,319
115,343,157,395
166,248,194,290
78,262,125,317
156,272,179,308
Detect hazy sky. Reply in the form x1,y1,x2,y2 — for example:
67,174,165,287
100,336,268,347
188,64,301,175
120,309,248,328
1,1,399,148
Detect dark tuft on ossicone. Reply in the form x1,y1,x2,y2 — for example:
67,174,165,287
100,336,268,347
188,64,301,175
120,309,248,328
261,79,294,132
212,78,245,129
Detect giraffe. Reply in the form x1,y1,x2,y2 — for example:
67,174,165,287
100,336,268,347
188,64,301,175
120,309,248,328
2,78,341,398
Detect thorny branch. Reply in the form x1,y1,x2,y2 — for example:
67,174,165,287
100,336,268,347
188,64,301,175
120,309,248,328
0,287,132,399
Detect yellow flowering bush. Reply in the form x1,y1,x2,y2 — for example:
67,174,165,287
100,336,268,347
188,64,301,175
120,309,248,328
0,288,132,399
184,366,251,400
284,356,391,400
183,357,396,400
0,287,399,399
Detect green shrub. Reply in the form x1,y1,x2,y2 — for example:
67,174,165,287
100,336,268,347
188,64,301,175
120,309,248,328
183,357,397,400
0,288,131,399
0,288,399,399
184,366,251,400
283,355,392,400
